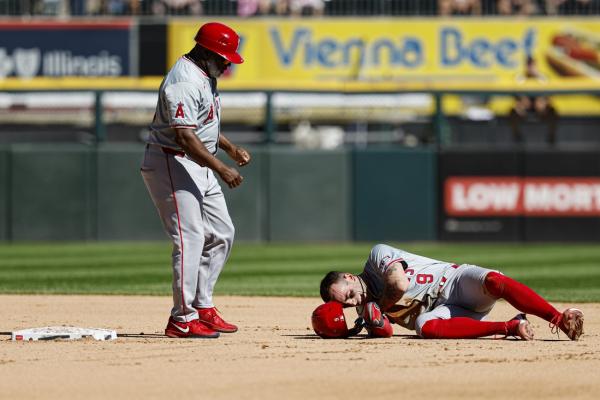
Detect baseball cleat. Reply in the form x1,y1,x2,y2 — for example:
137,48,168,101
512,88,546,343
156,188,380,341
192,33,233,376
197,307,238,333
551,308,584,341
165,317,220,339
508,313,534,341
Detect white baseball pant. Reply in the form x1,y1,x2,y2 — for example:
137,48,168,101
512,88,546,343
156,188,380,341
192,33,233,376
414,265,497,336
141,144,235,322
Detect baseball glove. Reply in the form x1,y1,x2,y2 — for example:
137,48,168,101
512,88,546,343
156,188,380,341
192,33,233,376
362,302,393,338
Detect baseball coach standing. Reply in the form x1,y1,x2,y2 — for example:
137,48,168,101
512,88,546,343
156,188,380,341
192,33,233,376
141,22,250,339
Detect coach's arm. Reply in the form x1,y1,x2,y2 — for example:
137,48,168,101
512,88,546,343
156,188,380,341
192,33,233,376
378,262,410,311
174,128,243,188
219,134,251,167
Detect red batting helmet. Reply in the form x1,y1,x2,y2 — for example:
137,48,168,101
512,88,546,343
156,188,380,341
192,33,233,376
311,301,353,339
194,22,244,64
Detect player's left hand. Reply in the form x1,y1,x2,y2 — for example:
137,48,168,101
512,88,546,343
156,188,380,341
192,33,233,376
362,302,384,328
362,302,393,338
231,146,251,167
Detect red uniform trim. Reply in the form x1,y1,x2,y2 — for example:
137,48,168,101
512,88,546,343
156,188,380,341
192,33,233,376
386,258,404,267
386,258,409,270
170,124,198,129
161,147,185,157
439,265,461,287
165,154,187,319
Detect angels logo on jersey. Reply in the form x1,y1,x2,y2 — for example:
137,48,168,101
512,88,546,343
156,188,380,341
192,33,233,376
203,104,214,124
175,102,185,118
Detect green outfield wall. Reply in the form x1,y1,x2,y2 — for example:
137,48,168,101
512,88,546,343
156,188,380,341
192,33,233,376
267,148,352,241
0,145,437,242
97,145,165,240
353,148,437,241
10,144,95,241
0,147,9,241
218,147,268,242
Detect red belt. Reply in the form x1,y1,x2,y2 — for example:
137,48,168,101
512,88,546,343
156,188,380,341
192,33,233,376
439,264,460,288
161,147,185,157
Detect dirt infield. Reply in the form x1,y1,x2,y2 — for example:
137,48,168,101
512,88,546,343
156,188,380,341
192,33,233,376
0,295,598,400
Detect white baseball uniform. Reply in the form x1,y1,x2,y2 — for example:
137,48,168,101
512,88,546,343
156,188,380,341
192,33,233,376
141,56,234,322
359,244,497,335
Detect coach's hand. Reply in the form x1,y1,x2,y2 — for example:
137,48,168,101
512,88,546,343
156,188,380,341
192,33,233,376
231,146,251,167
219,166,243,188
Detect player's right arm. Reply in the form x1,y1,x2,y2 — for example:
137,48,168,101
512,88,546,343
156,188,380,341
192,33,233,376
163,82,244,189
378,262,410,312
174,128,243,189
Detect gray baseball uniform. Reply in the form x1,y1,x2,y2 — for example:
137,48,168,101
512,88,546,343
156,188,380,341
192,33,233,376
141,56,234,322
359,244,497,334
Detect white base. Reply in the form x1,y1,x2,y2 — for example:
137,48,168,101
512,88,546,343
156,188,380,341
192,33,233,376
12,326,117,341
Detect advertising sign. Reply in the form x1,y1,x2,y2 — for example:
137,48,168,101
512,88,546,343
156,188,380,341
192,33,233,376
439,150,600,241
168,19,600,87
0,21,132,79
446,177,600,217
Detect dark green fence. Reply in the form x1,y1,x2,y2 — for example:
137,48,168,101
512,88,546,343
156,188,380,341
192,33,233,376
10,144,94,241
0,148,9,241
218,147,269,242
97,144,165,240
267,148,352,241
353,148,437,241
0,145,438,242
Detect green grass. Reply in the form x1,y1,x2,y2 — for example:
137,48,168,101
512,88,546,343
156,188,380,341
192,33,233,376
0,242,599,302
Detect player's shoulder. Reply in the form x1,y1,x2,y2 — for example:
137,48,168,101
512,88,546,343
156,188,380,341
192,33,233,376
369,243,402,257
166,58,209,84
367,244,405,269
162,74,207,95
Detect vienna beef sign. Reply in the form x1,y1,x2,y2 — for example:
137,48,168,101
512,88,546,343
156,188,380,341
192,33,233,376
445,177,600,217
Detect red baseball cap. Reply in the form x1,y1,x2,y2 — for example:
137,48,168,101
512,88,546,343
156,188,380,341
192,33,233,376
194,22,244,64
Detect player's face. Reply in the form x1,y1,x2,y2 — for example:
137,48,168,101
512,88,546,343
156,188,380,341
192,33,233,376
328,274,366,307
206,52,231,78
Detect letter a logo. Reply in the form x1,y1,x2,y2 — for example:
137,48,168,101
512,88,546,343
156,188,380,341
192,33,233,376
175,102,185,118
203,104,214,124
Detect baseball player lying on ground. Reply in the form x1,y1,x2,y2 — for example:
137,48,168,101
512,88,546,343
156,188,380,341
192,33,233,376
312,244,584,340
